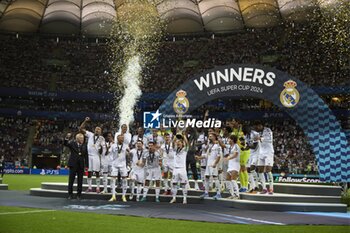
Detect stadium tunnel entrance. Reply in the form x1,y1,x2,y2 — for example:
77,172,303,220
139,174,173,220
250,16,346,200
157,64,349,182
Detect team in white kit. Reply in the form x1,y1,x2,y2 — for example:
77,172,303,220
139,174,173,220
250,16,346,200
76,117,275,203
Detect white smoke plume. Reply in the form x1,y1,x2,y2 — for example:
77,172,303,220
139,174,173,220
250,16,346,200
118,55,142,126
108,0,164,129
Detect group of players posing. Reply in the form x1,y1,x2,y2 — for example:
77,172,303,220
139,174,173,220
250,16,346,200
75,117,275,204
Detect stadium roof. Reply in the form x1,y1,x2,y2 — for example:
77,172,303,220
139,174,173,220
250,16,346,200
0,0,339,36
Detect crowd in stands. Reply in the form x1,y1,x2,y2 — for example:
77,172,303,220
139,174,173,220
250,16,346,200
0,117,31,166
0,96,114,113
33,120,64,149
269,121,317,174
0,25,348,94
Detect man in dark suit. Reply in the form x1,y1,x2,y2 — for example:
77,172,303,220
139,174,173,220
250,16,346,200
64,132,88,200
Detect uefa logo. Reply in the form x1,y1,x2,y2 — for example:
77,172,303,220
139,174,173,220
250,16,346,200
143,110,162,129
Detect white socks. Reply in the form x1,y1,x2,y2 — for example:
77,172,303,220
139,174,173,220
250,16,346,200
267,172,274,190
232,180,239,195
204,177,210,193
130,181,135,195
226,181,234,196
136,184,142,199
103,173,108,191
155,187,160,198
164,178,169,191
143,187,149,198
87,177,92,189
194,180,199,190
181,184,188,198
249,170,258,190
122,178,127,196
111,178,116,195
96,177,100,189
258,173,266,190
172,184,178,198
214,178,221,194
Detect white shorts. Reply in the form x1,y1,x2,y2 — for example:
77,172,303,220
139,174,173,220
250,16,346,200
227,162,240,173
162,163,174,173
257,154,274,167
205,165,218,177
217,159,223,171
172,168,188,184
247,155,258,168
88,156,100,172
101,164,112,174
145,167,162,181
129,167,145,184
111,166,128,177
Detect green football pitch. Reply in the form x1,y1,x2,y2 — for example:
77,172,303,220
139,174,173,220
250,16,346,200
0,206,349,233
1,175,349,233
2,174,67,191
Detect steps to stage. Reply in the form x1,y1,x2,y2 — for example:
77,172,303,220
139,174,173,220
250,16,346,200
0,178,8,190
29,177,347,213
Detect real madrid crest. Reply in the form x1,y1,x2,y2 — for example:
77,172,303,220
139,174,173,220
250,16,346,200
280,80,300,108
173,90,190,115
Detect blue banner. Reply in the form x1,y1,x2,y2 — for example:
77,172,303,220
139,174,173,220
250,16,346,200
30,169,69,175
4,168,30,174
4,168,69,175
158,64,350,182
0,87,348,101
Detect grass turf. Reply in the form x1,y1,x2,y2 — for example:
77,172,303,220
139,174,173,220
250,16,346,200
0,206,349,233
2,174,67,191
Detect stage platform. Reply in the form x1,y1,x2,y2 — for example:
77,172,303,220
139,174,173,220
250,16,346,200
30,178,347,213
0,178,8,190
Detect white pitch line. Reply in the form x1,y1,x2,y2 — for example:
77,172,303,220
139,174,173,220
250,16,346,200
208,212,286,225
0,210,56,215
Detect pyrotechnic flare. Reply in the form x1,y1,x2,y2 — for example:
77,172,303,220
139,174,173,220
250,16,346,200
108,0,165,128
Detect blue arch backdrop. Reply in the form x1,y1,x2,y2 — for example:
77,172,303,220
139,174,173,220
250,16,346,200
157,64,349,182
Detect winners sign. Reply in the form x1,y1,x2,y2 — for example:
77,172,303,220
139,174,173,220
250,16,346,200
158,64,349,182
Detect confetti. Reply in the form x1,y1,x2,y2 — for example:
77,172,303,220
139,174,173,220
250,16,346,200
108,0,165,128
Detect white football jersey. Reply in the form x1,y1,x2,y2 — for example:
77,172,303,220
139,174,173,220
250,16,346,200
131,135,148,147
206,143,221,167
110,143,129,167
147,135,164,146
260,127,274,155
160,142,175,161
129,148,145,168
101,140,113,165
246,130,260,157
114,132,132,147
200,143,207,167
144,150,161,168
225,144,240,165
86,131,104,157
173,147,187,169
